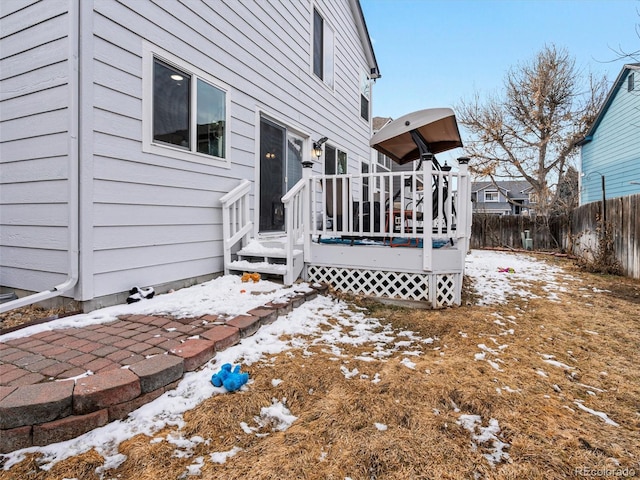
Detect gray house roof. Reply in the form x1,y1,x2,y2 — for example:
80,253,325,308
472,180,534,199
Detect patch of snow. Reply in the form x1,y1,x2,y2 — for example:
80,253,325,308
374,423,388,431
340,366,359,379
257,399,298,432
55,370,93,383
543,359,574,370
574,402,619,427
400,358,416,370
457,415,510,466
209,446,242,464
271,379,283,387
184,456,205,476
465,250,570,305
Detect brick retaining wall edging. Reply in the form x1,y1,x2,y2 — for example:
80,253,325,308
0,285,326,453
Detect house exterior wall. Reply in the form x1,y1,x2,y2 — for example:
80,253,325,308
581,68,640,205
0,0,376,305
0,0,74,294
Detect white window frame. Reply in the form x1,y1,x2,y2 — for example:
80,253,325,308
142,42,231,167
528,192,538,204
311,6,335,90
484,190,499,202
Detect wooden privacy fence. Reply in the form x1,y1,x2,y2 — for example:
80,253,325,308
470,214,565,251
568,194,640,280
470,193,640,279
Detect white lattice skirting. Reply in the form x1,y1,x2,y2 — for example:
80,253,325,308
306,265,460,308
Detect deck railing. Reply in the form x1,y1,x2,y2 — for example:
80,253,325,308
307,160,471,271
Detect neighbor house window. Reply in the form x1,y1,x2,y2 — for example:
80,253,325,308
360,70,371,121
484,190,499,202
628,72,635,92
142,43,230,166
529,192,538,204
312,8,334,88
324,145,347,174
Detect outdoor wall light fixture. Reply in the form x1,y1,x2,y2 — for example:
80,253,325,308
312,136,328,159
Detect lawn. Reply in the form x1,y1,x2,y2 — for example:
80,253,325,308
1,250,639,480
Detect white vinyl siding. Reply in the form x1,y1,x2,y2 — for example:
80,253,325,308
0,0,72,292
1,0,376,303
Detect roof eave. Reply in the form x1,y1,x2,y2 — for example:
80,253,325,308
581,63,640,143
349,0,381,79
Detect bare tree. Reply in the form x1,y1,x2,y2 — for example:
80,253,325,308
457,45,608,217
609,8,639,62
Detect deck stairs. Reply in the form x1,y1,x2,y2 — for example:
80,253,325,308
226,237,304,286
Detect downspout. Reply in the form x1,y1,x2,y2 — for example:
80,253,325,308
0,0,80,314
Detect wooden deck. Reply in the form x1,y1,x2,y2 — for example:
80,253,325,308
222,159,472,307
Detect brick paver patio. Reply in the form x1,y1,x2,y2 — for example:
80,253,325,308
0,285,324,453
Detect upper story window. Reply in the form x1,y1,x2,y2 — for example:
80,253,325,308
360,70,371,121
484,190,499,202
142,43,230,167
324,145,347,174
313,8,334,89
628,72,635,92
529,192,538,204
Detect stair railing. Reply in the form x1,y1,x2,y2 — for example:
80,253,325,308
281,177,306,284
220,179,252,275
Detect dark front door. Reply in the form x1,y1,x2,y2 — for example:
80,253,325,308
259,118,304,233
259,118,286,232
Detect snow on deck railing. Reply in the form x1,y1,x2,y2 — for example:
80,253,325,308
220,179,252,275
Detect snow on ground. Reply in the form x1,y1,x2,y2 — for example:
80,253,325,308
0,250,614,475
465,249,573,305
456,415,510,466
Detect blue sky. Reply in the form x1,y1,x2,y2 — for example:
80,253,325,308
361,0,640,120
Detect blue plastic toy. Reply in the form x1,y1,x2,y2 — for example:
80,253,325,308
211,363,249,392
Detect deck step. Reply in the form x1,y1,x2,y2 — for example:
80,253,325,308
227,238,304,285
237,246,302,259
227,259,288,276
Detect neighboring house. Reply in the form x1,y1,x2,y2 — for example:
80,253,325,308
579,63,640,204
471,181,536,215
0,0,380,311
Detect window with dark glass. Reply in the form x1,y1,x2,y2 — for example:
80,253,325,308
324,145,347,174
362,162,369,200
152,57,226,159
313,9,323,79
153,60,190,149
360,70,370,121
196,79,226,158
628,72,635,92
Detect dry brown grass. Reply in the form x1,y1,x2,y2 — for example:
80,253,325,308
2,255,639,480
